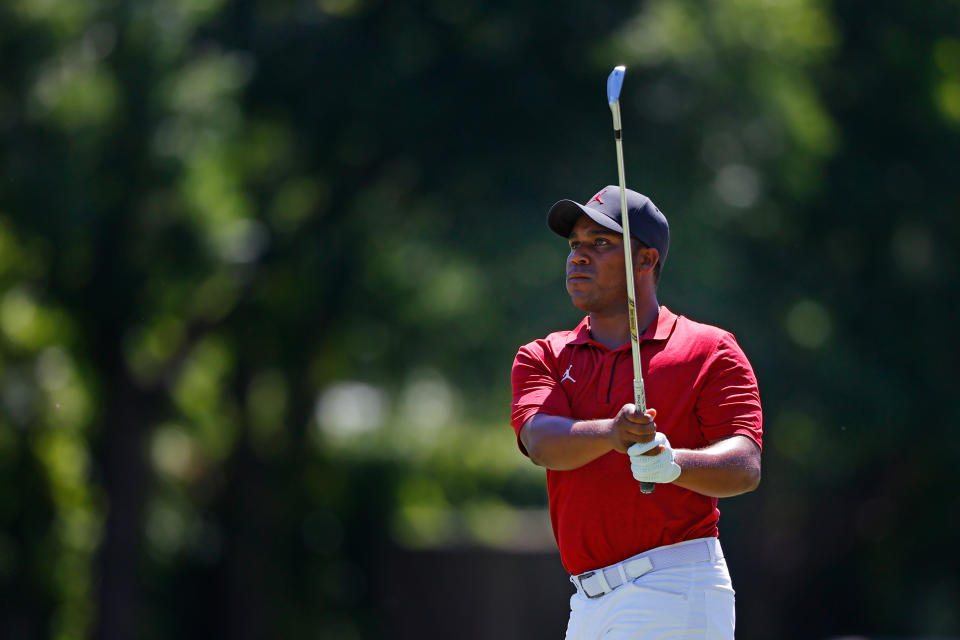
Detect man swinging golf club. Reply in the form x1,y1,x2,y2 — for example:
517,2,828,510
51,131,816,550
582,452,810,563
509,67,763,639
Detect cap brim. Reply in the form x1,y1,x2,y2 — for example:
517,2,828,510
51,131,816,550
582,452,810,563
547,200,623,238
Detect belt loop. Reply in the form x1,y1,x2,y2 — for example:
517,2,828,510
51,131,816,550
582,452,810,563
616,563,628,585
706,539,716,562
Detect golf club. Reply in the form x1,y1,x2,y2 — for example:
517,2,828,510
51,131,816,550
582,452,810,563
607,65,655,495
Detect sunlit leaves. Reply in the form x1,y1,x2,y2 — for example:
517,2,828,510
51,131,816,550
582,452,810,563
31,429,101,639
151,424,202,483
0,288,70,353
180,152,255,246
160,52,251,130
10,0,98,39
30,62,119,131
172,336,239,462
613,0,706,65
126,0,229,64
155,51,262,264
605,0,838,204
934,79,960,123
762,71,836,156
36,348,93,431
615,0,836,67
933,38,960,124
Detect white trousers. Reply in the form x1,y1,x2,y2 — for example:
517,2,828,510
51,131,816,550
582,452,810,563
564,541,736,640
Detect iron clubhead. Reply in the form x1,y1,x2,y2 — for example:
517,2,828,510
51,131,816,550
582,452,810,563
607,65,626,104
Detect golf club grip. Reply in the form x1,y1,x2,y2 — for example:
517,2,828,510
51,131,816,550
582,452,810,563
638,387,655,495
634,385,656,495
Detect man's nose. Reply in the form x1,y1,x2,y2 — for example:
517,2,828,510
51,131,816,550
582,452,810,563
568,248,588,264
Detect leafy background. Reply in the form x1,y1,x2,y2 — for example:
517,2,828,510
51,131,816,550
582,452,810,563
1,0,958,638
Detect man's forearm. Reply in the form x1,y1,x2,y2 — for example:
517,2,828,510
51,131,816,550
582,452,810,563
671,436,761,497
520,415,614,470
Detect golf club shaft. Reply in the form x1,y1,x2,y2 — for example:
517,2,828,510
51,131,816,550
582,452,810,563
609,70,655,495
613,131,646,413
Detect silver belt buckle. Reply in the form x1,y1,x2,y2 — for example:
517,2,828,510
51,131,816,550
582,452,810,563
576,571,605,599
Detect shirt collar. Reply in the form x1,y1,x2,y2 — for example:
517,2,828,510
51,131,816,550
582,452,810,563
567,305,678,348
640,305,679,341
568,316,594,345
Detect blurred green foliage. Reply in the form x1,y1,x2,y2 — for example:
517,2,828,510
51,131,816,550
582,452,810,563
0,0,958,638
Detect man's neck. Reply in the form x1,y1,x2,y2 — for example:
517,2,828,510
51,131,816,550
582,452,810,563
589,298,660,350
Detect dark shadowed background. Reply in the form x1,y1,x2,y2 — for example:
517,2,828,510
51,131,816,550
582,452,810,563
1,0,958,638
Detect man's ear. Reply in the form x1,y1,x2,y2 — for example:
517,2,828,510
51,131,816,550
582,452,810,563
635,247,659,275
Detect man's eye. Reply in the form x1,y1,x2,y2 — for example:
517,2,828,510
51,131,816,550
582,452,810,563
594,238,609,246
569,241,580,250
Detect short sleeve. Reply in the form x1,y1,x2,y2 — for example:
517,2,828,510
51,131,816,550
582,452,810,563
510,341,573,454
695,332,763,448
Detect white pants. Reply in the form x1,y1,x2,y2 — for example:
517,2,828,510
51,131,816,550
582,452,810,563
564,541,736,640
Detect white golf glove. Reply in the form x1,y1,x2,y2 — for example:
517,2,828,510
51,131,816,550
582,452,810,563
628,432,681,484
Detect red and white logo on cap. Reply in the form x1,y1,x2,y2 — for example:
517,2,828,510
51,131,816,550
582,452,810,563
589,189,607,205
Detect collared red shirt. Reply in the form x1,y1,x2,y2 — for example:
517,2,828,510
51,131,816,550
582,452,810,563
510,305,762,575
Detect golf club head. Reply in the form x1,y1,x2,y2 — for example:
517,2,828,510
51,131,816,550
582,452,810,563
607,65,626,104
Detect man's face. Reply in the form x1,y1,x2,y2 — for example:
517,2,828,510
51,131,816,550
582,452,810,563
565,215,629,314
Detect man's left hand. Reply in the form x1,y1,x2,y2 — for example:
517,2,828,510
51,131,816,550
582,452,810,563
628,433,681,484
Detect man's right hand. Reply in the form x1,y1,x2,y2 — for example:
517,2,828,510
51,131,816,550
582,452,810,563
610,405,661,454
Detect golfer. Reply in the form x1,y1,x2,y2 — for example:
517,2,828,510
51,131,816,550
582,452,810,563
510,186,762,639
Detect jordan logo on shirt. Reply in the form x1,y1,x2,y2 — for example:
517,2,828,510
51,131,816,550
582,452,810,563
561,365,577,384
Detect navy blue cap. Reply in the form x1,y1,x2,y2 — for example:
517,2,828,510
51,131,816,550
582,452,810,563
547,185,670,267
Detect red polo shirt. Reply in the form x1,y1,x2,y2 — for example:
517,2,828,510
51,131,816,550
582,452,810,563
511,305,762,575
